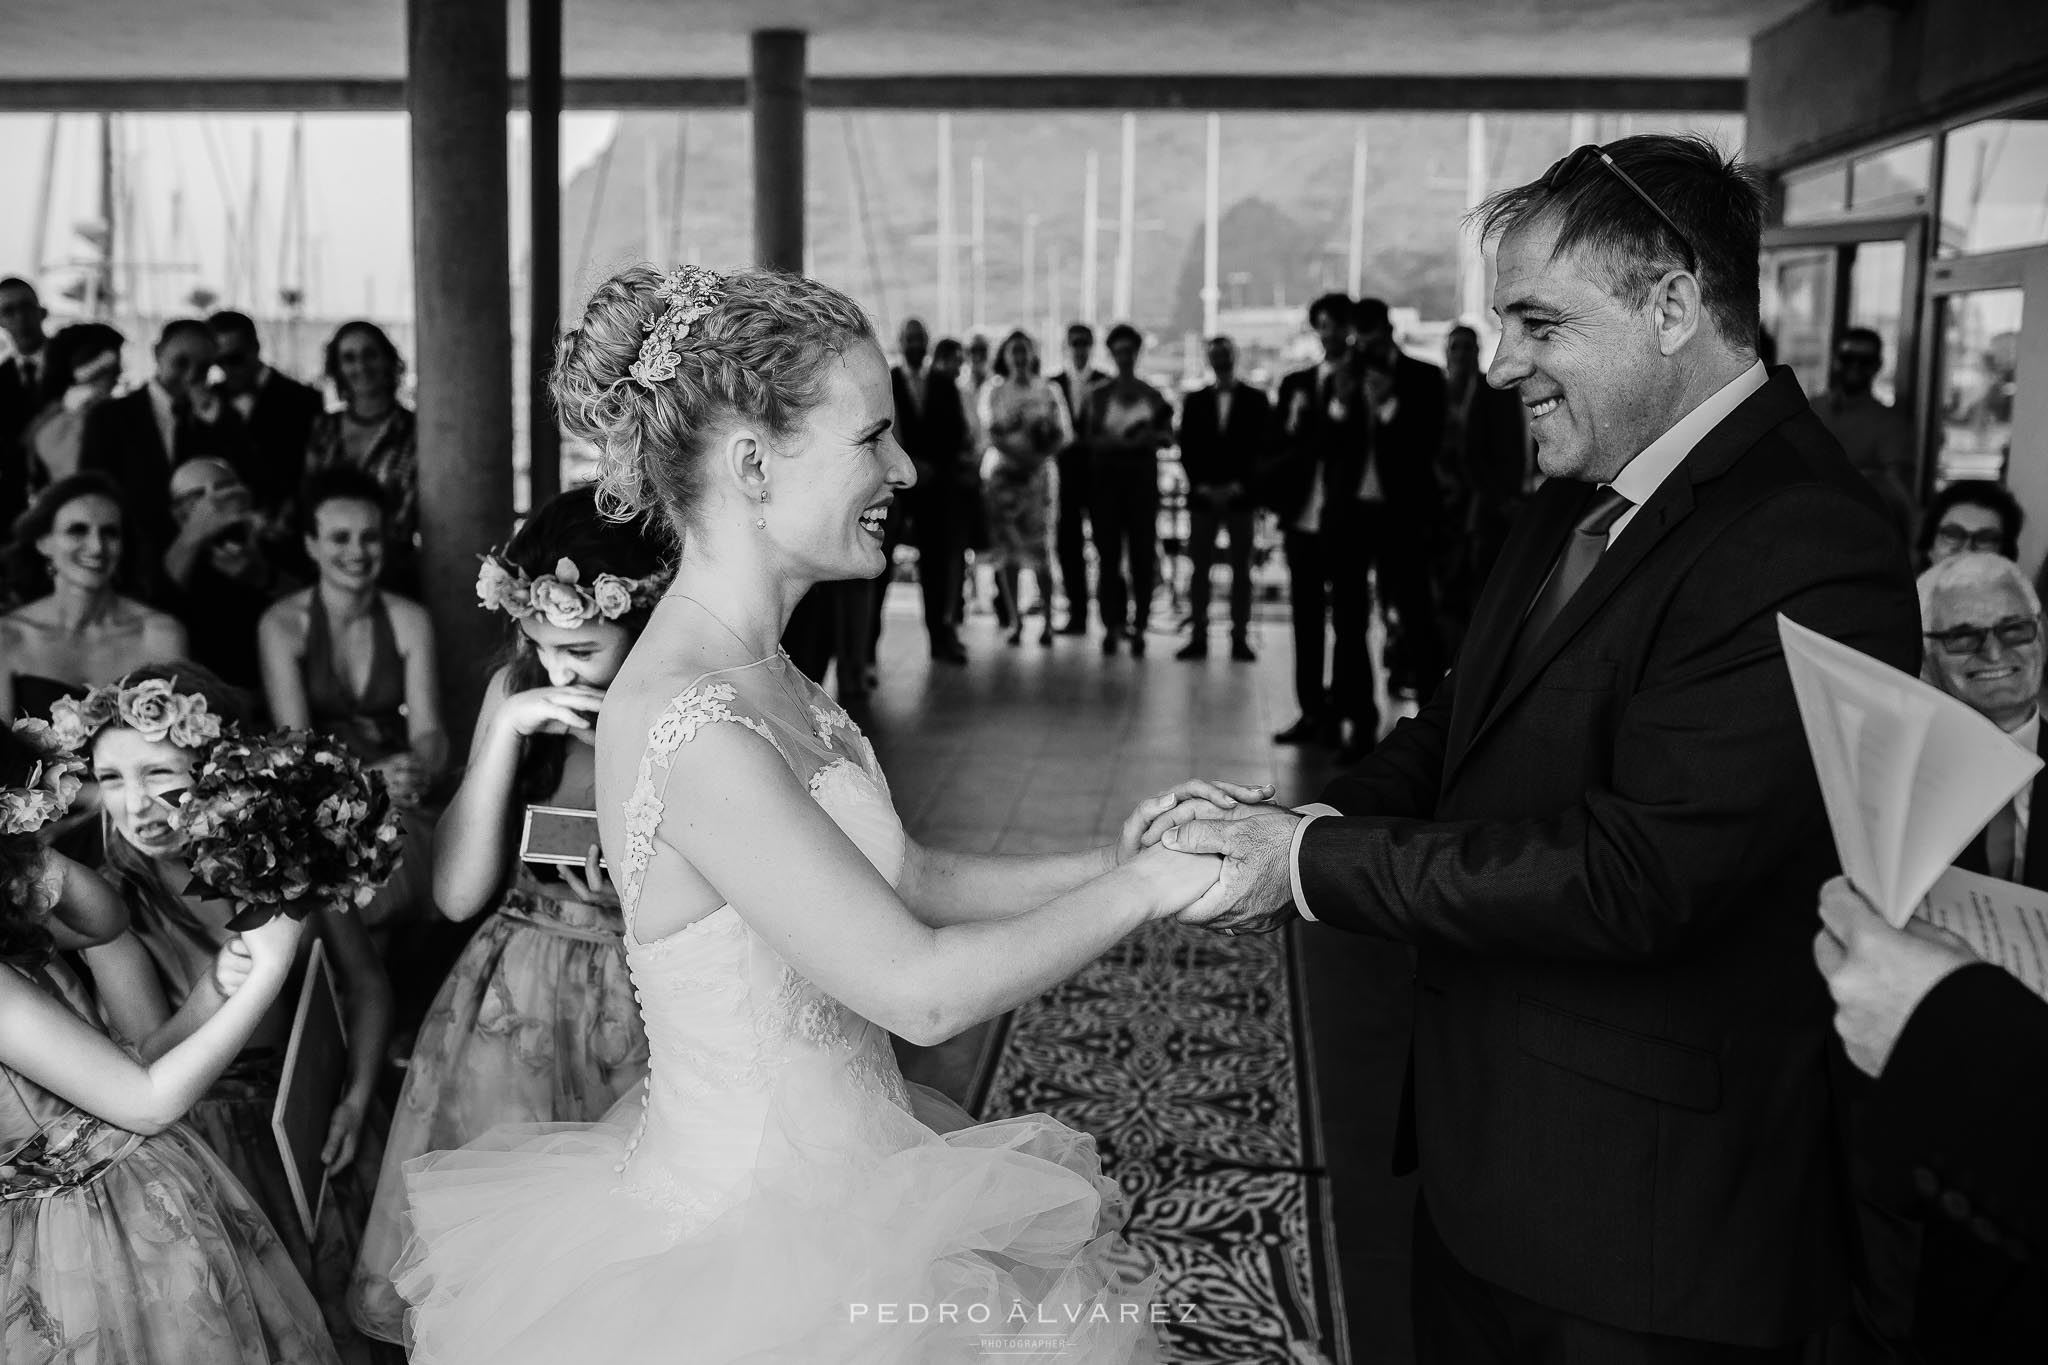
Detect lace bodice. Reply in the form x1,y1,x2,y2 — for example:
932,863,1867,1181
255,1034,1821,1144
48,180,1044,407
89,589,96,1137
606,653,914,1233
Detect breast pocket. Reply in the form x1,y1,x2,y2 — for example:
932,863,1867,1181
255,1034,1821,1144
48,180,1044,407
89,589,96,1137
1517,997,1721,1112
1533,660,1617,694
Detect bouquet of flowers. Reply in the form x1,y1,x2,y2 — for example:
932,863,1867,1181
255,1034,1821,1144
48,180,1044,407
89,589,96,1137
170,728,405,930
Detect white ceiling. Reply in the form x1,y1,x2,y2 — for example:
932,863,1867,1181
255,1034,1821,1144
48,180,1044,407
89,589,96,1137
5,0,1808,82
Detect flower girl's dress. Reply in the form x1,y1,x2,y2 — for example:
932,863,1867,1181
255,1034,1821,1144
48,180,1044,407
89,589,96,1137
393,655,1156,1363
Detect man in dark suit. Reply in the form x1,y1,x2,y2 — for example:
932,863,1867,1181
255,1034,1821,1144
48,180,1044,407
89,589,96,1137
1050,324,1105,635
1175,335,1270,662
1265,294,1377,757
209,310,323,522
79,318,248,590
911,337,973,665
1440,323,1532,654
0,276,50,531
1170,134,1920,1361
1352,296,1449,710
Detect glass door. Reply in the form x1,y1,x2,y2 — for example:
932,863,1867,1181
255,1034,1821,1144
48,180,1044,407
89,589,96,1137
1931,286,2024,483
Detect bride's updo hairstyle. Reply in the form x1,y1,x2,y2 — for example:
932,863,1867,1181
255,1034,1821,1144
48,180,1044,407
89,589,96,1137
551,265,874,540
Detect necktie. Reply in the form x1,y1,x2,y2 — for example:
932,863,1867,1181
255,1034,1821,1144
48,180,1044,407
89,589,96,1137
1986,799,2020,881
1510,485,1633,668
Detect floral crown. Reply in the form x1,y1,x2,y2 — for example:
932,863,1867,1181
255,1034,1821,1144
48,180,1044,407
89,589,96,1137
627,265,726,389
0,719,88,838
47,677,227,755
475,553,671,629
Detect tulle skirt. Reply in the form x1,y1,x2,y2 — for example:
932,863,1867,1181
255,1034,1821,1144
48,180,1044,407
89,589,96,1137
0,1123,339,1365
349,894,647,1341
392,1082,1158,1364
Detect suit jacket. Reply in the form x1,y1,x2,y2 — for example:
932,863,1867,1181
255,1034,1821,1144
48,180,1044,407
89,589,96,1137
222,371,324,515
1459,380,1531,514
0,354,39,529
1953,739,2048,889
1294,368,1920,1345
78,387,248,581
1050,371,1104,460
1370,350,1448,519
1176,382,1271,506
1261,363,1367,525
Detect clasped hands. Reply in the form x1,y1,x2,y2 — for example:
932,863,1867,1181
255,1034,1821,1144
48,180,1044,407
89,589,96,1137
1114,780,1304,935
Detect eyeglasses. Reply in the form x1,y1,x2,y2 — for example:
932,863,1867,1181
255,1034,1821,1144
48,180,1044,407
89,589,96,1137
1924,615,2042,657
1834,349,1881,369
1541,143,1699,275
1932,523,2008,555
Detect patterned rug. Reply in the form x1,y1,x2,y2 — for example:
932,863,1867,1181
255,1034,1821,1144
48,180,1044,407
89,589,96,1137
977,921,1343,1365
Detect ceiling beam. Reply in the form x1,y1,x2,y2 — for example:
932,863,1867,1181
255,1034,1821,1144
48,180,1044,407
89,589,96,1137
0,73,1744,114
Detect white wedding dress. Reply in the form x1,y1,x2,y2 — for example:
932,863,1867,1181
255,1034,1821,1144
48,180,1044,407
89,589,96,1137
392,654,1157,1363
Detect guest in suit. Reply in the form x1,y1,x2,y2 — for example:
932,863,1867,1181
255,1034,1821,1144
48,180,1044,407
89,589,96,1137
78,318,248,584
305,321,419,595
1174,336,1269,662
1265,293,1374,753
1877,549,2048,1357
163,457,293,693
19,322,125,494
1441,323,1532,655
1171,133,1921,1362
1050,324,1105,635
1351,297,1449,704
209,310,324,524
0,277,50,530
912,338,973,664
1081,324,1174,657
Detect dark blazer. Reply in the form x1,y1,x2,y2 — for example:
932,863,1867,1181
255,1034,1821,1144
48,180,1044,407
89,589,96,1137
1459,381,1532,513
78,387,248,577
1864,962,2048,1355
221,370,324,516
1294,368,1920,1345
1370,350,1448,520
1176,381,1271,504
1261,362,1367,525
0,354,38,528
1050,371,1103,435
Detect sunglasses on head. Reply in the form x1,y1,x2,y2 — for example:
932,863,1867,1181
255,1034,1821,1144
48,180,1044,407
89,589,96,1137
1925,615,2041,657
1540,144,1699,275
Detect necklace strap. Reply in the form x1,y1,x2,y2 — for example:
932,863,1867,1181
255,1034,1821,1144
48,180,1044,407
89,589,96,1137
665,592,778,661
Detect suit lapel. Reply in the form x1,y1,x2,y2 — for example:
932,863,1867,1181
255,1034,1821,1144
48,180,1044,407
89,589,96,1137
2026,731,2048,891
1449,370,1810,779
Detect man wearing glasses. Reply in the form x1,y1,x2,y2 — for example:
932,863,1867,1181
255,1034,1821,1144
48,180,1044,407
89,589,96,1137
1815,326,1916,537
1168,133,1919,1360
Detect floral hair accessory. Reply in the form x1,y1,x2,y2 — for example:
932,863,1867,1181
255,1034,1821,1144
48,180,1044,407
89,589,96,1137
0,719,88,837
627,265,725,389
475,553,672,630
48,677,225,754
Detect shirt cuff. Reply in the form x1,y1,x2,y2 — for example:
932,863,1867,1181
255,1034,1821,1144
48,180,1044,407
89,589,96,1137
1289,804,1341,923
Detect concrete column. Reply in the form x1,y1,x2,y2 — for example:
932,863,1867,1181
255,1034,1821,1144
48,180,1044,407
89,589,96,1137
751,31,806,271
528,0,562,507
408,0,514,733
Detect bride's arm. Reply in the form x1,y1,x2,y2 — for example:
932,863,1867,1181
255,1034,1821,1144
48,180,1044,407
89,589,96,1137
654,726,1220,1045
895,778,1273,927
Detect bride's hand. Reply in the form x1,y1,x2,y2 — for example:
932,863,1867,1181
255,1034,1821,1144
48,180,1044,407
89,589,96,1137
1115,780,1275,865
1123,842,1222,919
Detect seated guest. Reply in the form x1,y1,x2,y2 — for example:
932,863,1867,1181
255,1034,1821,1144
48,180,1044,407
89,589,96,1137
164,458,294,694
258,468,445,806
209,310,324,524
304,322,418,593
0,727,341,1365
1918,479,2021,570
78,319,249,582
20,321,125,491
1817,878,2047,1362
0,474,185,721
1921,552,2047,885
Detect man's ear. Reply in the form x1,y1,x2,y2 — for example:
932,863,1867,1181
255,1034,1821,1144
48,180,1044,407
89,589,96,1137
1654,270,1705,357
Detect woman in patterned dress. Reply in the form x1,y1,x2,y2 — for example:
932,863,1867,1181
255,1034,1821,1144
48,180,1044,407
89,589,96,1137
979,330,1072,646
0,721,338,1365
346,486,662,1342
303,322,419,593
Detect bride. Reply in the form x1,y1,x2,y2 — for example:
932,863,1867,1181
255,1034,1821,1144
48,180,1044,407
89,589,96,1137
392,265,1256,1364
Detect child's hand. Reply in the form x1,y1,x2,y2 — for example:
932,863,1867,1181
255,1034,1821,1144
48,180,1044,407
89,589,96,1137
211,936,255,998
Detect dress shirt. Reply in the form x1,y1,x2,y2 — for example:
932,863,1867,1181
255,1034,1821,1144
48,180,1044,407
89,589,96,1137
2008,709,2039,880
1606,361,1766,543
229,365,272,423
1214,384,1233,438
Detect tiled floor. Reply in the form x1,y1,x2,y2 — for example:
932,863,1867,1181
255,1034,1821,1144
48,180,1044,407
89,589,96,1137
862,583,1419,1365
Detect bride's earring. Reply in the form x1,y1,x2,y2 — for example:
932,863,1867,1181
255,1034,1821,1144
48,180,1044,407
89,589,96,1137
755,488,768,531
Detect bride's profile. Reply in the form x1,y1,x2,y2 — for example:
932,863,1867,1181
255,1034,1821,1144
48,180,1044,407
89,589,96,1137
391,264,1253,1364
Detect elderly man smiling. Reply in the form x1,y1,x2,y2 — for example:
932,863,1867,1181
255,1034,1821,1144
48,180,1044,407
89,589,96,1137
1922,552,2047,885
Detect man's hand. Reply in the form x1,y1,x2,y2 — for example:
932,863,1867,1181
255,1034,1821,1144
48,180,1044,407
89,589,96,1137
1114,780,1274,866
1814,876,1979,1077
1163,810,1302,935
